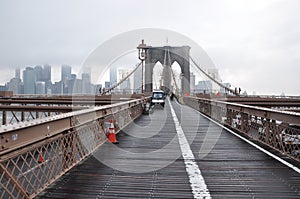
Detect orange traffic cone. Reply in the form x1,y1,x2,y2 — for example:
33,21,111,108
107,119,119,144
38,150,44,163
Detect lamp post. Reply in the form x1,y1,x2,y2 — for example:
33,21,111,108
138,40,147,93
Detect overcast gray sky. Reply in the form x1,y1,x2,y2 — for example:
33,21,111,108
0,0,299,95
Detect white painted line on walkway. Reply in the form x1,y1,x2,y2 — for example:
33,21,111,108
168,99,211,199
198,111,300,174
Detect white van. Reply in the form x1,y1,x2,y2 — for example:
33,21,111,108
151,90,165,108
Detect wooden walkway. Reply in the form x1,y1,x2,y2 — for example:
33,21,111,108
38,99,300,198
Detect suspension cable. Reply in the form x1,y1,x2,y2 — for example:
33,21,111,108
103,61,142,95
190,56,237,95
162,47,179,93
170,68,178,93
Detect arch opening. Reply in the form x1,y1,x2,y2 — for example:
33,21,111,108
152,61,163,90
144,46,191,95
170,61,182,94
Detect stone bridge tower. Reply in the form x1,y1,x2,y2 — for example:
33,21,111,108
138,41,191,95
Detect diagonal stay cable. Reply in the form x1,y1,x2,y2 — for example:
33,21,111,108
190,56,237,95
103,61,142,94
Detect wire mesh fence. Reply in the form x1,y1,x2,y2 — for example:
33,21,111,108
0,99,143,198
184,96,300,162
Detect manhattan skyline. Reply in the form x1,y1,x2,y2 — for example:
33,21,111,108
0,0,299,95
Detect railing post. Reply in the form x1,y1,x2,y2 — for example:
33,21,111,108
269,119,277,148
226,109,232,126
262,118,270,145
240,112,249,133
2,110,6,125
21,111,25,122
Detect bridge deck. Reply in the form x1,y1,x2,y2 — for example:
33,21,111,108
38,99,300,198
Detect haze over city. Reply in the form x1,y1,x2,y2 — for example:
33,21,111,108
0,0,299,95
1,1,300,198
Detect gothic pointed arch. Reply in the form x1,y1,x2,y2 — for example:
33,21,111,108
143,45,191,95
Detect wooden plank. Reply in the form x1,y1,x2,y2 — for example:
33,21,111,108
38,100,300,198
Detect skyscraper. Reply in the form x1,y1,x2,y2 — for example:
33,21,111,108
61,65,71,94
42,64,52,94
61,65,71,81
110,66,117,88
23,67,35,94
220,83,231,94
67,74,77,94
9,68,22,94
207,68,220,81
118,68,131,93
42,64,51,82
133,65,142,93
8,78,21,94
34,65,43,81
15,68,20,79
94,84,102,94
196,80,212,93
82,72,91,94
35,81,45,94
105,82,111,90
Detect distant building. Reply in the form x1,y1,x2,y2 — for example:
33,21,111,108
52,81,63,95
120,79,131,93
42,64,51,82
23,67,36,94
73,79,83,94
82,72,91,94
190,72,195,94
110,66,117,88
20,82,24,94
71,74,77,80
34,65,43,81
94,84,102,94
133,65,142,93
196,80,212,93
46,87,52,95
32,64,52,94
207,68,223,92
35,81,45,94
8,78,21,94
15,68,20,79
220,83,231,94
2,64,107,95
7,68,22,94
207,68,220,81
61,65,72,94
118,68,131,93
67,74,77,94
61,65,71,82
105,81,111,89
0,85,7,91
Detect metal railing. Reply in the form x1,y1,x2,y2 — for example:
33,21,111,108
0,99,143,199
184,96,300,162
